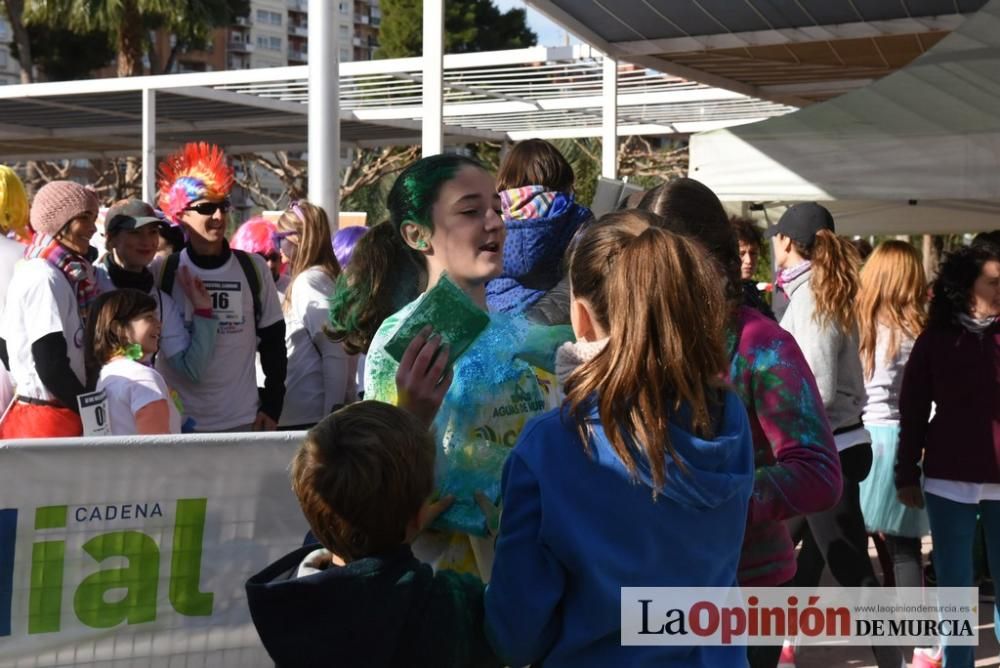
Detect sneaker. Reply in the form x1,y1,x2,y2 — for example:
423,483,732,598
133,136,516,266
777,639,796,668
911,647,943,668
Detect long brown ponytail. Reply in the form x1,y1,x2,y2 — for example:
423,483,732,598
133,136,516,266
564,211,730,492
795,229,861,333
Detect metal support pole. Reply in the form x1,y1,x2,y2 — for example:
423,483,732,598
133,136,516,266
142,88,156,204
422,0,444,156
309,0,340,228
601,54,618,179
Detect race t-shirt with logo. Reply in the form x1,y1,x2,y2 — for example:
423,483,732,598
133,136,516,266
365,297,556,575
98,357,182,435
154,250,282,431
0,259,85,402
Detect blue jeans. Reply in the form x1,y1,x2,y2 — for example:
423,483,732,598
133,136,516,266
925,492,1000,668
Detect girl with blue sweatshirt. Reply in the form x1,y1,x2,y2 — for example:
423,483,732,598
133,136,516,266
485,210,755,668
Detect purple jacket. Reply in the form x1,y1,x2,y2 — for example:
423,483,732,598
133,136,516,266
729,307,842,585
896,321,1000,488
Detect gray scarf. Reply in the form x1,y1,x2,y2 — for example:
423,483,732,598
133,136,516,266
957,312,997,336
554,338,608,386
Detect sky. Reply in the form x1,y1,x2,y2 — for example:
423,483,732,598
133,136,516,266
491,0,582,47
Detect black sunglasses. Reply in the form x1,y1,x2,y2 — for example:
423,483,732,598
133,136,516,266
184,200,231,216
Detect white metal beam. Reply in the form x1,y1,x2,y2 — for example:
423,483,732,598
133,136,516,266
0,66,309,101
166,86,307,116
421,0,444,156
602,54,618,179
16,96,140,121
507,118,767,140
308,0,339,225
347,86,747,122
142,89,156,204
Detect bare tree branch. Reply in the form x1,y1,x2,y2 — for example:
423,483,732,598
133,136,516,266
231,146,420,210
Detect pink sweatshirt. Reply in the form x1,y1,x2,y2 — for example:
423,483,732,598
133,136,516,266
729,307,842,585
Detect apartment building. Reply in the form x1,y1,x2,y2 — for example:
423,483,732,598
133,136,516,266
0,0,381,82
0,18,22,85
228,0,381,69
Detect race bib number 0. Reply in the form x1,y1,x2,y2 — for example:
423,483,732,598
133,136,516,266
202,280,244,323
77,390,111,437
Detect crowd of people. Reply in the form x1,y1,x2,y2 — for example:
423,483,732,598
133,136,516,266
0,138,998,668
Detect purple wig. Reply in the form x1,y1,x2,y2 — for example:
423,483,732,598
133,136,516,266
230,216,277,255
333,226,368,268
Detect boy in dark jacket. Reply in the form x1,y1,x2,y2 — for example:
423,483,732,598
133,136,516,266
246,401,500,668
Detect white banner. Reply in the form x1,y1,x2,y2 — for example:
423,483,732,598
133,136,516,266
0,432,310,666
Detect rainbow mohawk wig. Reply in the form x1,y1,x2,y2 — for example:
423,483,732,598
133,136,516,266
157,142,235,223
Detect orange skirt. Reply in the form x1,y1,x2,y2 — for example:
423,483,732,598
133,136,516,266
0,400,83,439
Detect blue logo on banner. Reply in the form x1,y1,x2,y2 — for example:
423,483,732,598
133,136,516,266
0,508,16,637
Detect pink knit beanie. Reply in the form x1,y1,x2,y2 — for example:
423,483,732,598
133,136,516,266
30,181,100,238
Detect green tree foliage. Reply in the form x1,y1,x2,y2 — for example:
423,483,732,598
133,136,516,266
376,0,536,59
24,0,247,77
11,23,116,80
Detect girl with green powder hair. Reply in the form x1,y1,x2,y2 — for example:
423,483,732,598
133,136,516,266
330,154,566,577
328,154,484,354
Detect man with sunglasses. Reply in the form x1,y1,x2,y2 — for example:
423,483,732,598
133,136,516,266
154,142,286,432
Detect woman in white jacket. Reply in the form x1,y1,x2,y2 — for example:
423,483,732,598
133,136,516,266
273,201,349,429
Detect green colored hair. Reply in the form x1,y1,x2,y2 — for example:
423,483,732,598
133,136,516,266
327,154,485,355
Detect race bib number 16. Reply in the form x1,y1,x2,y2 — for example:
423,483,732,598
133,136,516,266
202,280,244,323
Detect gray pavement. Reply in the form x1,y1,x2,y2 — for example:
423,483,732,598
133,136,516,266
795,537,998,667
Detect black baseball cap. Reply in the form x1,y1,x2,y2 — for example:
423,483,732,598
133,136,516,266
764,202,835,245
105,199,163,235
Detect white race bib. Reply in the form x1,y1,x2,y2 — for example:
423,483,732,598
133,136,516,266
77,390,111,437
202,280,244,323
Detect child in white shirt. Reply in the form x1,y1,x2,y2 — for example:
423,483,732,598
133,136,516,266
86,288,181,435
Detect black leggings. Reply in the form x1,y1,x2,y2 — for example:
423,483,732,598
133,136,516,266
788,443,878,588
787,443,903,668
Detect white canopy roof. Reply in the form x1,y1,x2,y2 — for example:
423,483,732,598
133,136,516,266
0,45,793,161
729,199,1000,236
688,0,1000,204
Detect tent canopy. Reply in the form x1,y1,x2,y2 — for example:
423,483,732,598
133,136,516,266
728,200,1000,236
527,0,985,105
688,0,1000,206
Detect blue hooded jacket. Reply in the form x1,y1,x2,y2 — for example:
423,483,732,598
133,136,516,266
485,391,754,667
486,188,592,314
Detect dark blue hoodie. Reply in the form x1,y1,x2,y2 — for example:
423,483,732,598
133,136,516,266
485,391,754,667
246,543,500,668
486,188,591,315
